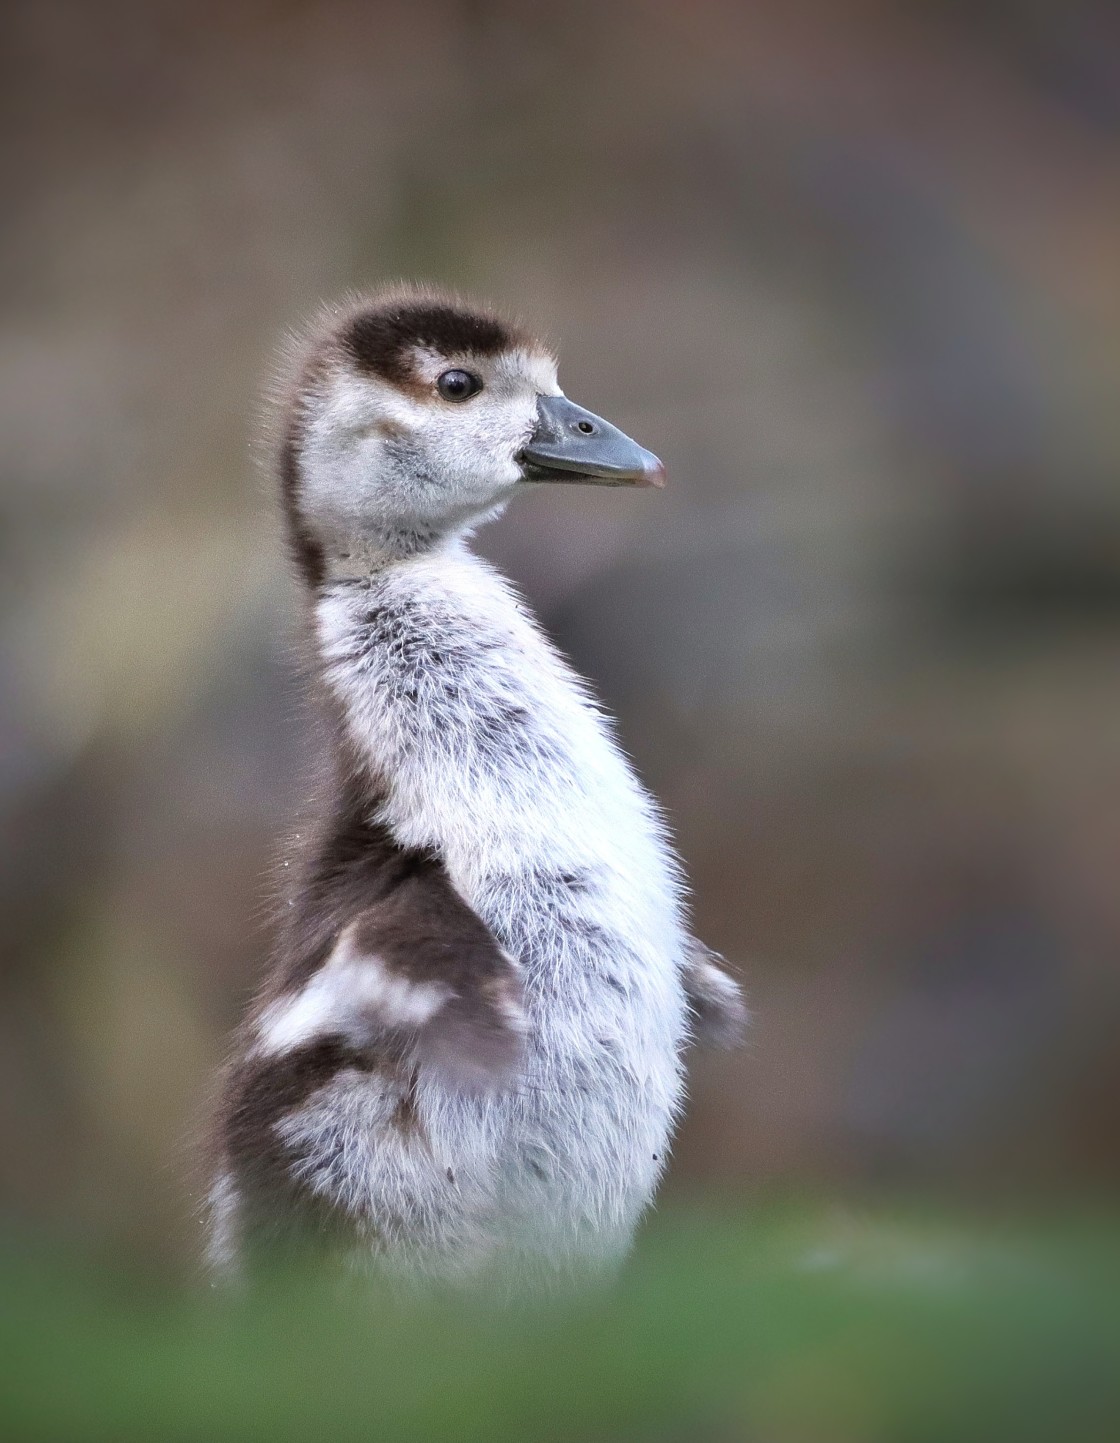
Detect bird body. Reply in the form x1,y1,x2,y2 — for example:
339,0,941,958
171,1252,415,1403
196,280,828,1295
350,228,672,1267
208,289,744,1286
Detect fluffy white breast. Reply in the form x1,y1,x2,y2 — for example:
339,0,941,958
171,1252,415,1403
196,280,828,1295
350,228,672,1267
316,542,682,924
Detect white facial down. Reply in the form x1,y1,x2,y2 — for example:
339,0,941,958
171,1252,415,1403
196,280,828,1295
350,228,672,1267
296,345,562,556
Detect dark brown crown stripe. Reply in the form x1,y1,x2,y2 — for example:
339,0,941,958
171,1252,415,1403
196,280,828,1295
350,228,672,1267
340,301,526,385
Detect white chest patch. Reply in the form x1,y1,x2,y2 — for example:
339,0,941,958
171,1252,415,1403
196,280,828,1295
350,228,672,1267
256,928,450,1055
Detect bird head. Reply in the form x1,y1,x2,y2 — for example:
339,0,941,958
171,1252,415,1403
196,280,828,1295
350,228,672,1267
274,287,664,585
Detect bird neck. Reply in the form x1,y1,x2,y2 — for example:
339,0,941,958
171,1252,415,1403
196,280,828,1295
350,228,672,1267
313,497,511,586
323,524,450,582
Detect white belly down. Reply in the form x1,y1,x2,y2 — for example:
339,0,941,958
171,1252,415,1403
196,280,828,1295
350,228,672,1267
272,855,688,1283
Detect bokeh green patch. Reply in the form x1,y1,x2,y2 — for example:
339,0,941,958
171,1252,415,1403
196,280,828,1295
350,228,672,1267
2,1203,1117,1442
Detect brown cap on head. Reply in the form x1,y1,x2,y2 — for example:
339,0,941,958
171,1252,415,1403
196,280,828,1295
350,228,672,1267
278,284,542,414
337,292,537,390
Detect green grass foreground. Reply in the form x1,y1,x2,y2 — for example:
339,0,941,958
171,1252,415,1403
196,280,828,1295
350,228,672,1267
2,1203,1118,1442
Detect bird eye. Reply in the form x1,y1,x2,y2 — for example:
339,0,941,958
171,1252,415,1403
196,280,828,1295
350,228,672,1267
436,369,483,402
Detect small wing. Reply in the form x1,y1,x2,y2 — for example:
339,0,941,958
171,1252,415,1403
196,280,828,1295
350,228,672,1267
683,939,748,1048
255,865,527,1093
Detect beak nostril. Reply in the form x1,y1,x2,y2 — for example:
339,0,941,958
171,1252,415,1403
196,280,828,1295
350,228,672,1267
523,394,661,485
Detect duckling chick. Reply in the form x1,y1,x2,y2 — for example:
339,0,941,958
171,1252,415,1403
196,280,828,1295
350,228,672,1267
207,287,746,1287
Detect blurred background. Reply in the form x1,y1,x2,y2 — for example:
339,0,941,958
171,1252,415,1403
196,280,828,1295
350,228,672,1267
3,0,1120,1278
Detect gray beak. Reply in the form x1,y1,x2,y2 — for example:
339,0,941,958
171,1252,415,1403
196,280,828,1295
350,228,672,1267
517,394,666,488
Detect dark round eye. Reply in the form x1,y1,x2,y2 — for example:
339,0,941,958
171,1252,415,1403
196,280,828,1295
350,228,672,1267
436,369,483,402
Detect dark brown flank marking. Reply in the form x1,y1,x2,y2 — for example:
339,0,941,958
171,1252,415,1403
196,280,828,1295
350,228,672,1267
263,742,519,1012
210,709,523,1252
220,1036,384,1261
